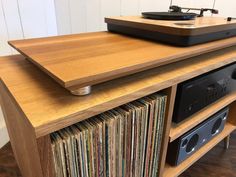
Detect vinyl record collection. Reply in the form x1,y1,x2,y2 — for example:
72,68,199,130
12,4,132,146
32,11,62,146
51,93,167,177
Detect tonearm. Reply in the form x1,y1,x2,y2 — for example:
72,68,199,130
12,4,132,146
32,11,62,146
169,5,219,17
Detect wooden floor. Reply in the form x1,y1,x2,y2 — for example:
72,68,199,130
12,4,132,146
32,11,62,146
0,132,236,177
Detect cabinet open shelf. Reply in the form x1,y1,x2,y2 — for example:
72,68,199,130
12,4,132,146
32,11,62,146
169,92,236,142
164,123,236,177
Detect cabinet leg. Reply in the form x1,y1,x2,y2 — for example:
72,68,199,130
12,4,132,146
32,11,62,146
224,135,231,150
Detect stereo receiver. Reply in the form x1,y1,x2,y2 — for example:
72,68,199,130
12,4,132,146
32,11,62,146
173,62,236,123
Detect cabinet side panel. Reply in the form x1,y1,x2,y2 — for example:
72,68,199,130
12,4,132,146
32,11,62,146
159,85,177,177
228,101,236,126
37,135,56,177
0,80,43,177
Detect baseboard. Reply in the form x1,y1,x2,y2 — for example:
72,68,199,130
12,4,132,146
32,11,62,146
0,123,9,148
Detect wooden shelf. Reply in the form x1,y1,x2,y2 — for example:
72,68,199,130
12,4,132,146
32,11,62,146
169,92,236,142
1,47,236,138
8,32,236,94
163,123,236,177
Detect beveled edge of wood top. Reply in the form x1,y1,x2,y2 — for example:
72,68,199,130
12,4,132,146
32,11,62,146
8,32,236,94
105,16,236,36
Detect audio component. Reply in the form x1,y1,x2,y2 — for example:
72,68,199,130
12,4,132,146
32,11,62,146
105,6,236,46
142,6,218,21
167,107,229,166
173,62,236,123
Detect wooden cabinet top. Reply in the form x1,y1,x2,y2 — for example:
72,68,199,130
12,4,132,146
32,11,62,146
8,32,236,94
1,46,236,138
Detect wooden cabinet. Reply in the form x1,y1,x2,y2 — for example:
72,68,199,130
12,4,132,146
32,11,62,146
1,34,236,177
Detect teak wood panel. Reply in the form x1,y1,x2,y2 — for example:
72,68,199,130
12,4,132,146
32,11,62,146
105,16,236,36
159,85,177,177
228,101,236,126
170,91,236,142
37,135,56,177
8,32,236,91
164,123,236,177
1,46,236,138
0,81,44,177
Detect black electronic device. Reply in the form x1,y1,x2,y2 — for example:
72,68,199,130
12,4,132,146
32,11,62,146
142,12,197,21
173,62,236,123
167,107,229,166
105,5,236,46
142,5,218,21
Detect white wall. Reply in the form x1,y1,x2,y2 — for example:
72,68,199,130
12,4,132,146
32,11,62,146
54,0,171,35
172,0,215,9
0,0,58,57
0,0,236,148
214,0,236,17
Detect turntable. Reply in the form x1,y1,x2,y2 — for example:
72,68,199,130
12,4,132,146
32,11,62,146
105,6,236,46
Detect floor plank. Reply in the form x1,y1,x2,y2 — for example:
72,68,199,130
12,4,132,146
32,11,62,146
0,143,21,177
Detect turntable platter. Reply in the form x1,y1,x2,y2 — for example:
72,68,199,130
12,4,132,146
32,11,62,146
142,12,197,20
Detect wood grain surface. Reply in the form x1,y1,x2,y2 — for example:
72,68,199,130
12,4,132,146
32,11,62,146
159,86,177,177
36,136,56,177
0,81,44,177
105,16,236,36
227,101,236,126
8,32,236,92
1,46,236,138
